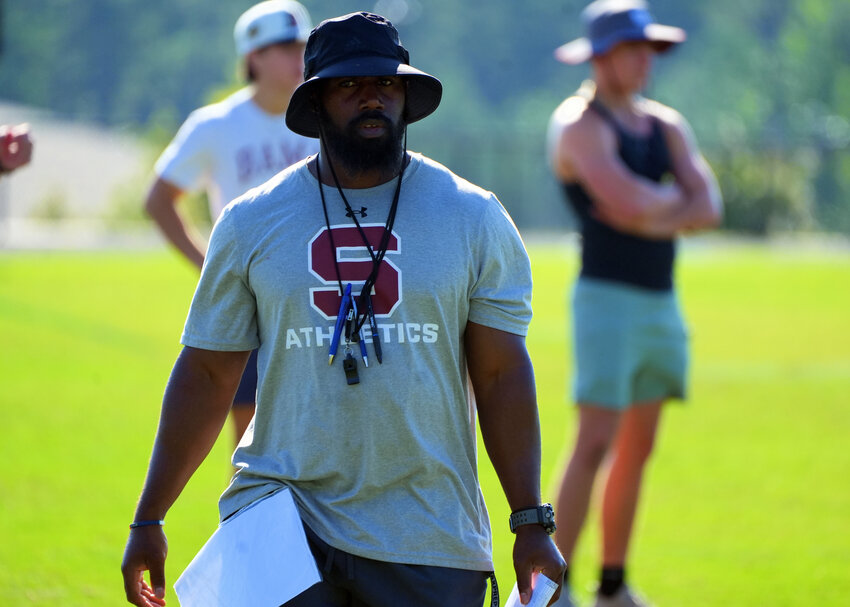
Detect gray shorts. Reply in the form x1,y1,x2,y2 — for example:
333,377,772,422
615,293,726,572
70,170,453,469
283,524,493,607
571,277,689,409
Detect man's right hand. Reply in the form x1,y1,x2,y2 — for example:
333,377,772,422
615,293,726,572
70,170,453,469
121,526,169,606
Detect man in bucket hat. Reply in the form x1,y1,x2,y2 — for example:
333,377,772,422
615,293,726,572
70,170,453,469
122,11,564,607
546,1,722,606
144,0,319,452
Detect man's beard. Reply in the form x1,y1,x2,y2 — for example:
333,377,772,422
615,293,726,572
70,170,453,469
318,107,405,176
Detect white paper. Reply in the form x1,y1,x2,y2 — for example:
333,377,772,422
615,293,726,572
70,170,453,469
504,572,559,607
174,487,320,607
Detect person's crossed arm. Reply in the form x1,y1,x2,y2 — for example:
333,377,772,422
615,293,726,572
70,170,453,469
552,101,722,239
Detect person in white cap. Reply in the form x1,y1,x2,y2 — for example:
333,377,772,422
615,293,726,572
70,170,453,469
144,1,319,448
546,1,722,606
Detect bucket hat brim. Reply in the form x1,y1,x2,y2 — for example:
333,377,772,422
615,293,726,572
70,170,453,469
555,22,685,65
285,56,442,138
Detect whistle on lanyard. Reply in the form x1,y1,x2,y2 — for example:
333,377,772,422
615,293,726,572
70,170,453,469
342,350,360,385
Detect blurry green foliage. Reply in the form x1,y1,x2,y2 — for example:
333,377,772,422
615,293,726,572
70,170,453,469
710,147,816,235
30,188,70,222
0,0,847,234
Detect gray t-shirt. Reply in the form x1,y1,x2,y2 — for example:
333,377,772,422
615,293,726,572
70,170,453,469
181,152,532,571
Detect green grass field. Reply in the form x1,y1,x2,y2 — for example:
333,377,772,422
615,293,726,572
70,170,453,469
1,240,848,606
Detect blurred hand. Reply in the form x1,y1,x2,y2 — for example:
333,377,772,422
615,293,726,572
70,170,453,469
121,526,169,607
512,526,566,605
0,123,34,173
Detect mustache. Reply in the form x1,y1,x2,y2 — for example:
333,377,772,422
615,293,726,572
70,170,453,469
349,110,392,129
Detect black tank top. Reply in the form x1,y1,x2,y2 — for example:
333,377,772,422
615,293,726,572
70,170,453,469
563,99,675,291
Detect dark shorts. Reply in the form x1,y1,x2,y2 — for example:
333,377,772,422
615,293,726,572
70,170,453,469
283,525,491,607
233,349,259,407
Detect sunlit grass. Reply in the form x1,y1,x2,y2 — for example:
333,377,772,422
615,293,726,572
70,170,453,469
1,241,848,605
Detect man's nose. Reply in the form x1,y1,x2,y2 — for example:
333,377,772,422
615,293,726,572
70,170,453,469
359,82,384,109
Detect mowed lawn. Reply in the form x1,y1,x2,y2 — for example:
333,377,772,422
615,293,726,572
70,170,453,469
1,239,848,606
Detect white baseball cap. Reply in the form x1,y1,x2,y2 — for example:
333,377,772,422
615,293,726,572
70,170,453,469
234,0,313,57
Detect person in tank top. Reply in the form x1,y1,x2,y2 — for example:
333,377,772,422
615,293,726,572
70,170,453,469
546,2,722,606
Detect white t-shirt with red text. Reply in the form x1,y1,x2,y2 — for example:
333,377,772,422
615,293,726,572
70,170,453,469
155,87,318,218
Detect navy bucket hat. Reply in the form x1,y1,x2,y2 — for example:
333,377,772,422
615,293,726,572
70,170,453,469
555,0,685,65
286,12,443,138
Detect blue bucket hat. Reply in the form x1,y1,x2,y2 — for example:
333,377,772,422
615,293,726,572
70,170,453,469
286,12,443,138
555,0,685,65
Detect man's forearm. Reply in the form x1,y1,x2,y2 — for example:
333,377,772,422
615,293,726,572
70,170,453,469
465,324,544,509
146,203,207,270
476,362,543,510
476,362,568,601
145,180,206,270
133,348,245,519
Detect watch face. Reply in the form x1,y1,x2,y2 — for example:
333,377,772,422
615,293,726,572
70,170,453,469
540,503,556,534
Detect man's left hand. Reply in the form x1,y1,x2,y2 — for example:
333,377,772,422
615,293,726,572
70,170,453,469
512,525,566,605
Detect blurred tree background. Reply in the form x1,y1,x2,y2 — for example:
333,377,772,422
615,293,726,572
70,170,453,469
0,0,848,234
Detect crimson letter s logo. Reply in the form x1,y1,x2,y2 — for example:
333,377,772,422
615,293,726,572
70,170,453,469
308,225,401,319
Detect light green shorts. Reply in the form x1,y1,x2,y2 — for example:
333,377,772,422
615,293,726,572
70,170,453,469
571,277,689,409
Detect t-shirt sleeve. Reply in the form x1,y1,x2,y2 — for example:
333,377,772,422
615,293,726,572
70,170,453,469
467,197,533,336
180,205,259,351
154,110,214,193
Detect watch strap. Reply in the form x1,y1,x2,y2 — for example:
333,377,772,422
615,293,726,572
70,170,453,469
509,503,556,534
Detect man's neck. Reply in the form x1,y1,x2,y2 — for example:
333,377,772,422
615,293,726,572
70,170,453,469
593,85,638,112
311,152,408,189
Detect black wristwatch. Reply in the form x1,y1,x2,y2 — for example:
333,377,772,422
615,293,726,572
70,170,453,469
509,503,556,535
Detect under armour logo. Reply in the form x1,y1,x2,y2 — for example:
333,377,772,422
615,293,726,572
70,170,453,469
345,207,368,218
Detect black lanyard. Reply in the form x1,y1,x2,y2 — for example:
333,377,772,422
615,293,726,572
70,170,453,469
315,132,406,336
